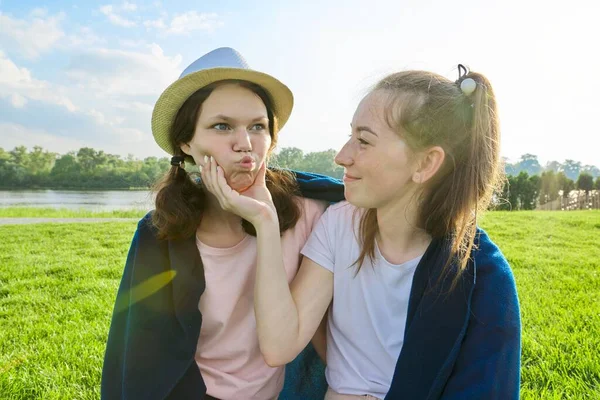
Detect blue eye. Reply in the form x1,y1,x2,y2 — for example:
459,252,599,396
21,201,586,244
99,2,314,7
212,123,231,131
250,123,267,131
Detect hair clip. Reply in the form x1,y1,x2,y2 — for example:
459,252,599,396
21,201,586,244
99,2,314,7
457,64,468,80
456,64,476,96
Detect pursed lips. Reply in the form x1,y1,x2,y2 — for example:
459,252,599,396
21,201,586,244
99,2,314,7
237,156,255,169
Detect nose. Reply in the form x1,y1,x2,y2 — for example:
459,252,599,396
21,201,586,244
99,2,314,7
334,139,354,167
232,128,252,152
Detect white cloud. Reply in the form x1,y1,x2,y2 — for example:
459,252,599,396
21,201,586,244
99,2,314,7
99,4,137,27
169,12,222,34
0,122,88,153
0,11,66,59
0,51,77,112
122,2,137,12
144,11,222,35
114,101,153,112
66,44,182,97
11,93,27,108
143,18,166,29
119,38,148,47
29,8,48,18
67,26,105,47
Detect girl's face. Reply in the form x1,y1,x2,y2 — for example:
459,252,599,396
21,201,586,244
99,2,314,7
181,83,271,192
335,90,421,210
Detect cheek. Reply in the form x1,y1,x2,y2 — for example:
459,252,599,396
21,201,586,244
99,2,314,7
252,135,271,160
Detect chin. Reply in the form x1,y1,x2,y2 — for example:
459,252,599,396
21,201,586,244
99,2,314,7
227,172,255,192
344,187,374,208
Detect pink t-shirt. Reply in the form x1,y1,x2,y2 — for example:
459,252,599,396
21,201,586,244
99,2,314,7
194,197,327,400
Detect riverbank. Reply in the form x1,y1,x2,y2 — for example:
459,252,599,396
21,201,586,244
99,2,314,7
0,207,147,218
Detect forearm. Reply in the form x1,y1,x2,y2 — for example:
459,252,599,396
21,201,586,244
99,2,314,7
311,311,328,364
254,215,303,366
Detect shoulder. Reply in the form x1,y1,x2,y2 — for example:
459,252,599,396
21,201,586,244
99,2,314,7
314,201,360,238
323,200,358,218
132,211,161,245
470,228,520,328
136,211,155,232
473,229,514,286
291,197,328,236
297,197,327,218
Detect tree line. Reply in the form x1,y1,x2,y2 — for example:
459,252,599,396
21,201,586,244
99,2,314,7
0,146,344,190
1,146,598,210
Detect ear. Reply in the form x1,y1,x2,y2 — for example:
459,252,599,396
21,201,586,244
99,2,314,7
180,142,191,156
412,146,445,184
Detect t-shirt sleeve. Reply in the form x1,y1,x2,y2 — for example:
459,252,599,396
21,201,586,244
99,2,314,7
301,204,335,272
304,198,327,231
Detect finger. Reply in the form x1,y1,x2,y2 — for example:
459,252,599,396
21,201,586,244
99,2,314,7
216,165,236,201
201,155,216,194
255,162,268,187
209,157,230,208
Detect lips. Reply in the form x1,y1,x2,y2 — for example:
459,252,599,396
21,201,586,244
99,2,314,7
237,156,255,169
343,173,360,182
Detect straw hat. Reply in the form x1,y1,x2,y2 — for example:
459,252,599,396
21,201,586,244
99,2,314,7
151,47,293,160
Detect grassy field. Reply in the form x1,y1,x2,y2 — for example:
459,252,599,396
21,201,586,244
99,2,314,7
0,211,599,399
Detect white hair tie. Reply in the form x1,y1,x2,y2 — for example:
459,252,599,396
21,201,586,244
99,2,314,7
460,78,477,96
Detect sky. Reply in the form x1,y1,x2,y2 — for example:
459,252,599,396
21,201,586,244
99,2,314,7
0,0,598,167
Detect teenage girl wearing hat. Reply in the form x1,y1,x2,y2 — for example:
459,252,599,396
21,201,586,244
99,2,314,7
101,47,343,400
203,66,521,399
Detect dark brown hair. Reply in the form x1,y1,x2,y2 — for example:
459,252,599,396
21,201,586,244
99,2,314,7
354,70,503,287
152,80,301,240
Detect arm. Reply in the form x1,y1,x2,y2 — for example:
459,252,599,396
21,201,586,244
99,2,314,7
200,159,334,366
254,217,333,367
311,310,329,364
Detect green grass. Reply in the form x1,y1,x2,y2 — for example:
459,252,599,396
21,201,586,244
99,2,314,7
0,207,147,218
0,211,599,399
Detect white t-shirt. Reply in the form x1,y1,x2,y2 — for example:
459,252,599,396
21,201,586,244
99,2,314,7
301,201,422,399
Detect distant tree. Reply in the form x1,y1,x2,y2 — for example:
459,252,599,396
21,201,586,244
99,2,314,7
271,147,304,170
503,157,517,176
516,154,542,177
581,165,600,179
301,150,344,179
28,146,56,174
595,177,600,190
493,178,512,210
577,172,594,194
9,146,29,167
502,172,539,210
539,170,559,204
0,147,11,162
505,175,519,210
557,172,575,198
519,172,540,210
560,159,581,181
544,160,562,173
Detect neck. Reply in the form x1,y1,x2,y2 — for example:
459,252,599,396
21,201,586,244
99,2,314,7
375,193,431,264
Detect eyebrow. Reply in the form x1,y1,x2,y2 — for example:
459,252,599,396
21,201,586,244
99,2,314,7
352,124,379,137
210,114,269,123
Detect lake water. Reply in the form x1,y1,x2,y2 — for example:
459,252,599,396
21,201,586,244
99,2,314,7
0,190,155,211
